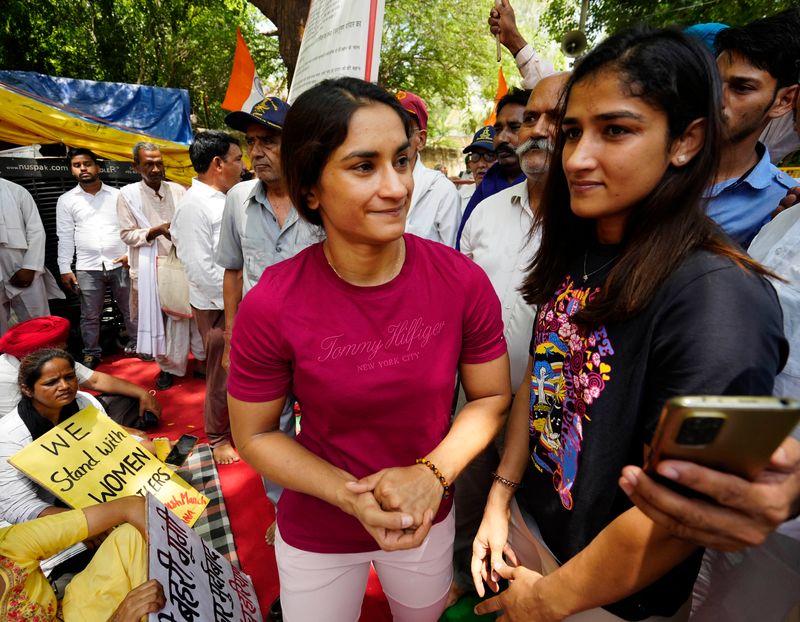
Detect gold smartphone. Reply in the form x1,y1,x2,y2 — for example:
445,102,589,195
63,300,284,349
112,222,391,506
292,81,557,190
646,396,800,480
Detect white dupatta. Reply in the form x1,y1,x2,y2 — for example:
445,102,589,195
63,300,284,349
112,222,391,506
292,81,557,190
120,183,165,356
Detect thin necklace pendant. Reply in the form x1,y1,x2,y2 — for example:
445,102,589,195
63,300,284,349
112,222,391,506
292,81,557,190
325,240,405,284
582,248,617,285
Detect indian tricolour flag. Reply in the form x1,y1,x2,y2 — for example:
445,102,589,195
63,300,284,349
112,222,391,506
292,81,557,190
221,28,265,112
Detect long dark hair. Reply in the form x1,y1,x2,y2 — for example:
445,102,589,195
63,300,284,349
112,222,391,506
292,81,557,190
18,348,79,441
521,26,772,324
281,77,411,227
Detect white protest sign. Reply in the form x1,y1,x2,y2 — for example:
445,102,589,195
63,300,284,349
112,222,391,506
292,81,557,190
147,495,262,622
287,0,386,103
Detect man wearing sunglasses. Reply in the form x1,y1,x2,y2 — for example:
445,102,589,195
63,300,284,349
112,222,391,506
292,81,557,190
459,126,497,209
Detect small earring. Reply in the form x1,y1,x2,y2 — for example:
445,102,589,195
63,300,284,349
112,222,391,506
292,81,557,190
677,154,687,164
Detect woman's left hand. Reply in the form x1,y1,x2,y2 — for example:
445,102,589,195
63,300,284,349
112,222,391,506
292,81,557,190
473,565,561,622
347,464,444,528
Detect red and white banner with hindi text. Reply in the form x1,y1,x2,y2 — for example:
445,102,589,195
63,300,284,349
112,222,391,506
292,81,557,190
287,0,385,104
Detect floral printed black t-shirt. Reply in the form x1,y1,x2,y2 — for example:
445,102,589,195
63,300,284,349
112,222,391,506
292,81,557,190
520,246,788,620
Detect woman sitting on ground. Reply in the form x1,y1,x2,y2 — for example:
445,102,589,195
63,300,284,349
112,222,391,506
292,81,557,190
0,348,155,525
0,494,163,621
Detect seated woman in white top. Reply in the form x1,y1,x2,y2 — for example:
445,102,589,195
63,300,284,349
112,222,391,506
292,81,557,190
0,348,151,524
0,316,161,427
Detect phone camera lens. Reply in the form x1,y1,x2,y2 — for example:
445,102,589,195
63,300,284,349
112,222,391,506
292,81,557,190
676,416,724,446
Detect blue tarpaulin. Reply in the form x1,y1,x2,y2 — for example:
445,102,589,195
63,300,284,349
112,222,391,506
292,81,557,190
0,70,192,145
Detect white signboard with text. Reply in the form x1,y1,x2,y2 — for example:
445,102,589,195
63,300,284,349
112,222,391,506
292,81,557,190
147,495,262,622
288,0,385,103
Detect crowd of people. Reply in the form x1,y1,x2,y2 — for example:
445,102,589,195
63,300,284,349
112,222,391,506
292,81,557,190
0,1,800,620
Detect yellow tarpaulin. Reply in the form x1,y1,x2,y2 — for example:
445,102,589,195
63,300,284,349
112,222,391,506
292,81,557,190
0,84,193,185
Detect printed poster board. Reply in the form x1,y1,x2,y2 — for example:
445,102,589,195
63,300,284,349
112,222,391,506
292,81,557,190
9,405,208,526
288,0,386,103
147,494,262,622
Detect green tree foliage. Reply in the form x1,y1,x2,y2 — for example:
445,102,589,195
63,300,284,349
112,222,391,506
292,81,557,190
248,0,547,136
249,0,548,136
0,0,285,129
380,1,495,122
541,0,797,45
1,0,551,138
2,0,795,139
378,0,553,137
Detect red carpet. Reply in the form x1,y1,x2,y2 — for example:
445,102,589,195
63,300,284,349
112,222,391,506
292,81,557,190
97,354,392,621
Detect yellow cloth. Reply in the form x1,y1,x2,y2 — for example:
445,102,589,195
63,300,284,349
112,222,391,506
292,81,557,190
0,509,87,621
0,509,148,621
62,523,148,622
0,84,193,186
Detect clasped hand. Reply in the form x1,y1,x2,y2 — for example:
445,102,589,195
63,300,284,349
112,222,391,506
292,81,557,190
346,464,444,551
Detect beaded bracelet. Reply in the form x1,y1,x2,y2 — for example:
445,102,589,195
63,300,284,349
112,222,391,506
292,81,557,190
416,458,451,499
491,471,523,489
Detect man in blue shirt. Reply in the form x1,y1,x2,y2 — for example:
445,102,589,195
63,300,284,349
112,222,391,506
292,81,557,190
456,88,530,249
706,11,799,247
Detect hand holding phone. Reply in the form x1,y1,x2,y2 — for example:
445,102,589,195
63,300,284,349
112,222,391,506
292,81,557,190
647,396,800,481
622,435,800,551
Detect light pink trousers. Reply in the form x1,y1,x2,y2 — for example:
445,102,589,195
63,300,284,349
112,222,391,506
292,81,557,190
274,509,455,622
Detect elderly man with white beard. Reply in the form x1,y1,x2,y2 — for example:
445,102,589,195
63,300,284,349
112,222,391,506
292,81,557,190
448,73,570,607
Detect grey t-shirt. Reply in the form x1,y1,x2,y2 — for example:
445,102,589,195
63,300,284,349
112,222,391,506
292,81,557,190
215,179,323,294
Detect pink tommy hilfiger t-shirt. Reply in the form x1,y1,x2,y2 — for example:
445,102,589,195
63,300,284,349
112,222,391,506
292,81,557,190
228,233,506,553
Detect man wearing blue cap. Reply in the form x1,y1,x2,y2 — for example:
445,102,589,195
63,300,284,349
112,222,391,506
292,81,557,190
217,96,322,364
459,126,497,209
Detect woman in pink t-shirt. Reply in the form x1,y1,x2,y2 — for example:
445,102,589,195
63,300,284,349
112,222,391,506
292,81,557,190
227,77,511,621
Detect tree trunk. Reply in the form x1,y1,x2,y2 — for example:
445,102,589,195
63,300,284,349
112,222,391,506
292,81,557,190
248,0,311,84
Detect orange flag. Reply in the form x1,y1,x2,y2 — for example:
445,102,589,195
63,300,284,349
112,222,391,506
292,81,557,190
483,67,509,126
221,28,265,112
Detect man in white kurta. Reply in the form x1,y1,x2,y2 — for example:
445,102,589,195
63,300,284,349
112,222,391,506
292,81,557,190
116,143,202,388
0,178,63,335
450,74,568,602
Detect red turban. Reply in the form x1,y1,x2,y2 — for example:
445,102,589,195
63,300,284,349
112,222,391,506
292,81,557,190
0,316,71,358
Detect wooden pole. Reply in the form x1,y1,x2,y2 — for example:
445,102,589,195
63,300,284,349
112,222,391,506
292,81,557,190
495,0,502,61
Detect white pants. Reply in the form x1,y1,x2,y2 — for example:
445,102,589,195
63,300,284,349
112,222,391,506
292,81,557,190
0,275,50,335
156,314,205,376
130,279,204,376
275,508,455,622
